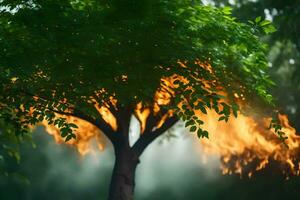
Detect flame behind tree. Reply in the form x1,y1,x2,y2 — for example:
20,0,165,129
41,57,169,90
199,112,300,178
0,1,283,200
44,82,300,178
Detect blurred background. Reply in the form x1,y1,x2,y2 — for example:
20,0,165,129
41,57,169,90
1,0,300,199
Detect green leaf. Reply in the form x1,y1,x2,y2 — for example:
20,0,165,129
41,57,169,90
65,135,73,142
38,115,44,121
259,20,271,27
232,103,239,118
184,109,194,116
58,120,64,128
202,130,209,139
69,123,79,129
213,105,219,113
60,127,71,137
221,103,231,116
190,126,197,132
173,80,180,85
218,116,226,121
255,16,262,23
248,20,254,25
205,99,211,108
185,120,194,127
197,129,202,138
198,104,207,114
196,119,204,125
222,6,232,15
262,25,276,34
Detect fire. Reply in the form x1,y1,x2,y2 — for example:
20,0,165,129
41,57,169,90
95,103,118,131
41,61,300,177
43,109,300,177
44,117,106,155
135,102,151,133
41,74,179,155
198,110,300,177
43,102,300,177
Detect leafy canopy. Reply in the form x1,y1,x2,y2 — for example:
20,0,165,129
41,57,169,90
0,0,280,141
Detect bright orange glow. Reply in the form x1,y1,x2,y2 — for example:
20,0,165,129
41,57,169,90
44,116,105,155
41,61,300,177
135,102,151,133
43,75,179,153
95,104,118,131
155,111,174,129
197,110,300,177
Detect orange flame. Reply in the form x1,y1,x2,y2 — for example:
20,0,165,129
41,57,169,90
41,73,180,155
135,102,151,133
44,117,105,155
41,62,300,177
197,110,300,177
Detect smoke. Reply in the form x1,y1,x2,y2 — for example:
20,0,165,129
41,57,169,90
135,122,221,198
1,123,300,200
6,123,221,200
128,115,222,197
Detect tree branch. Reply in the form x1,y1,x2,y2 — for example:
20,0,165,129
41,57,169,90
46,107,118,144
18,89,119,143
143,109,168,134
132,116,178,156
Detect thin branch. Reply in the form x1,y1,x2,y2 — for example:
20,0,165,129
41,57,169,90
18,89,119,143
143,109,167,134
47,107,118,143
105,100,119,118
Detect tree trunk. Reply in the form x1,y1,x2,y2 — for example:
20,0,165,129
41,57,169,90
107,146,139,200
105,110,177,200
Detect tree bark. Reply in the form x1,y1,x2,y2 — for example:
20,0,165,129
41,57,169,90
107,146,139,200
106,111,177,200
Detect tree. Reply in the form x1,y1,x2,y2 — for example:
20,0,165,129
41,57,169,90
210,0,300,131
0,119,30,177
234,0,300,132
0,0,283,199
